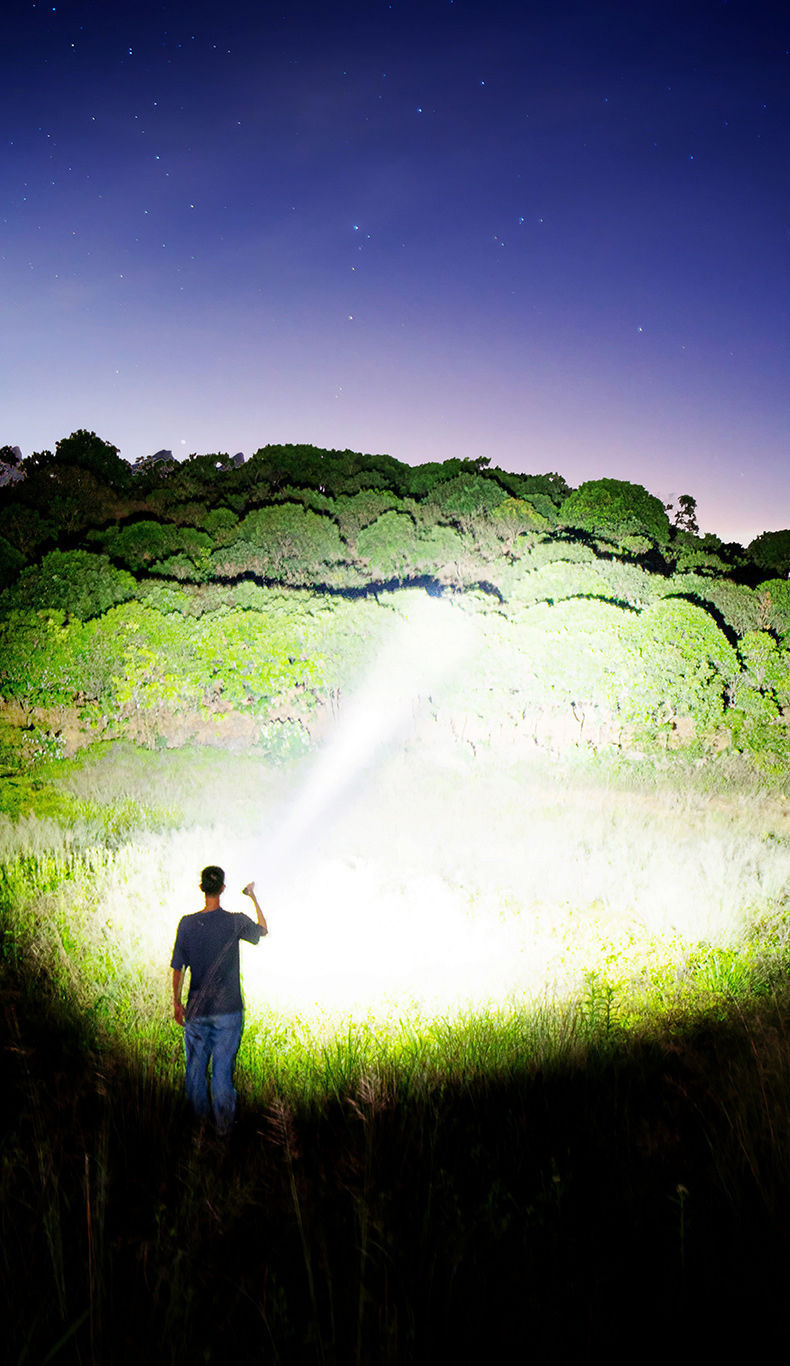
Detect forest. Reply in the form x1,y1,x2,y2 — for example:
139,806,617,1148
2,427,790,774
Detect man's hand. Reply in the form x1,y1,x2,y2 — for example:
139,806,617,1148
173,1001,185,1027
242,881,255,897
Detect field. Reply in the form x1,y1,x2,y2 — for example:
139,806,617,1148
4,734,790,1361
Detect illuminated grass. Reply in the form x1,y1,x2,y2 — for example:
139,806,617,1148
3,745,790,1107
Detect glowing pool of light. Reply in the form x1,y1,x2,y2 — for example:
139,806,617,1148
29,587,790,1042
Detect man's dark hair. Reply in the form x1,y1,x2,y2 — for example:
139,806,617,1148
200,865,225,895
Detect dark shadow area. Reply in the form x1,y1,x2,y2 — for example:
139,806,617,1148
531,593,642,615
3,941,790,1364
200,568,505,602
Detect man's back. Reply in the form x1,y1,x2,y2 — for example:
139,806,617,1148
171,907,264,1018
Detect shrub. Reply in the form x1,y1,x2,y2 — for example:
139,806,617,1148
0,550,137,620
560,478,671,545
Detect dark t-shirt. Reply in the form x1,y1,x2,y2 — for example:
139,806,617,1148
170,908,264,1019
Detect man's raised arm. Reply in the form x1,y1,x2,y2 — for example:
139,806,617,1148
242,881,268,935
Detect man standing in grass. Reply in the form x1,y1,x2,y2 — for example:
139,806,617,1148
171,866,268,1134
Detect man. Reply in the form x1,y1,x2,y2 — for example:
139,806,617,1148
171,865,268,1134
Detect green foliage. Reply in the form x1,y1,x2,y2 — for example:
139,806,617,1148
413,524,469,579
489,500,550,554
426,473,509,529
136,580,196,615
752,580,790,637
407,457,490,498
202,506,241,543
479,592,737,747
6,426,790,766
748,528,790,578
516,538,598,573
24,429,131,490
737,631,790,706
246,444,411,499
96,520,213,577
162,503,241,543
0,610,117,708
150,549,212,583
518,493,559,524
630,598,739,734
667,575,762,636
0,549,137,620
356,511,420,580
0,503,55,559
214,503,348,584
274,484,335,515
506,554,669,617
517,559,616,605
560,478,671,544
0,534,24,587
334,490,406,545
100,600,326,722
490,469,571,507
669,531,744,576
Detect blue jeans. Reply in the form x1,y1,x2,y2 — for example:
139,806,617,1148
183,1011,243,1134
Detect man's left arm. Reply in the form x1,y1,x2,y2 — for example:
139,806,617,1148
172,968,185,1026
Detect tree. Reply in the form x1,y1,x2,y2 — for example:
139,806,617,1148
407,458,490,499
425,473,508,531
669,494,699,535
216,503,348,583
748,530,790,579
356,511,420,580
98,520,189,571
334,490,405,545
492,469,571,508
490,497,550,554
559,478,671,544
24,430,132,491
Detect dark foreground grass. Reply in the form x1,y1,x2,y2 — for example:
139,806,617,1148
4,952,790,1365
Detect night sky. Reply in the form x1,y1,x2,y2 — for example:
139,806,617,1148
2,0,787,542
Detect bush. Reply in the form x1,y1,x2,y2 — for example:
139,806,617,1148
0,535,25,588
216,504,348,584
356,511,420,580
748,529,790,578
560,478,671,545
0,550,137,620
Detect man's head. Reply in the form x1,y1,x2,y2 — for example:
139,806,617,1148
200,865,225,896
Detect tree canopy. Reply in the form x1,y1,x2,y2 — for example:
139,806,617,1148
559,478,671,544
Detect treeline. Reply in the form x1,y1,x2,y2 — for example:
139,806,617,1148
0,431,574,592
4,430,790,589
2,429,790,769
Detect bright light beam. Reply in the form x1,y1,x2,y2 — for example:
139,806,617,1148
251,589,475,893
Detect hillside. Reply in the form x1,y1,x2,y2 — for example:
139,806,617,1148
2,430,790,777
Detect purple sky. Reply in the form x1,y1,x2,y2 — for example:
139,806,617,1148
2,0,787,542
